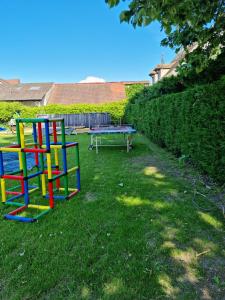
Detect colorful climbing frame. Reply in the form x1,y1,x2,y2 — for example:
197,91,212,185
0,118,80,222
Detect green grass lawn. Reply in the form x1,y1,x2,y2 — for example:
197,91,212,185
0,133,224,299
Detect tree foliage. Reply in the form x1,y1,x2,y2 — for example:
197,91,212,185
105,0,225,71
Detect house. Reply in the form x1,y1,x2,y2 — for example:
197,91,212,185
0,79,149,106
47,81,149,105
0,79,54,106
149,45,197,84
149,50,185,84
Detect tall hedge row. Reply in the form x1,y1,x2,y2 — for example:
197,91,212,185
125,78,225,183
0,101,127,125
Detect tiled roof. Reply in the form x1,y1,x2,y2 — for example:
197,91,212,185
47,81,148,105
0,79,10,87
154,64,172,70
5,79,21,85
0,82,53,101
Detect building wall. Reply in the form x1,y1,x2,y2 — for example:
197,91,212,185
6,100,42,106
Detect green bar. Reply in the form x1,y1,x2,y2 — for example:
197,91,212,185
64,174,69,197
34,208,52,220
17,118,48,123
37,174,41,189
7,185,21,191
61,120,66,146
16,120,21,145
6,170,22,175
6,201,24,207
21,152,27,177
52,172,66,181
40,153,44,172
75,144,80,168
34,165,41,189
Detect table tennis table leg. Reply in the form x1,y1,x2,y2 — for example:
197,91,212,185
96,136,98,154
127,134,133,152
127,135,129,152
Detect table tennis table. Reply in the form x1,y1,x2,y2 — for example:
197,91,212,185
88,125,136,153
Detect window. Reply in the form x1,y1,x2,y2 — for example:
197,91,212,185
29,86,40,91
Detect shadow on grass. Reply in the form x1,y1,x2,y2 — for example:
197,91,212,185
0,134,224,299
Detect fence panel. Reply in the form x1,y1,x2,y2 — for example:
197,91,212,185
37,113,111,128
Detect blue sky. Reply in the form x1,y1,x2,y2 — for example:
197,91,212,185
0,0,175,83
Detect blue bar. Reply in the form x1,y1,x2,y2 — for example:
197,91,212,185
4,214,35,223
27,171,43,179
24,180,29,206
50,142,62,145
32,123,38,144
28,185,38,189
62,148,68,173
76,168,81,190
45,122,50,151
6,193,24,203
0,151,4,176
45,194,66,200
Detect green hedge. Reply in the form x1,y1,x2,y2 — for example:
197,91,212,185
125,78,225,183
0,101,127,125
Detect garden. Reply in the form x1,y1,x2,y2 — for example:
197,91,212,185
0,129,224,299
0,0,224,298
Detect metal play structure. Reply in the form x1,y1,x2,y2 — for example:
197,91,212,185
0,117,80,223
88,125,136,153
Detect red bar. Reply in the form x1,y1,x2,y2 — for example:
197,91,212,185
8,205,27,215
44,170,61,175
53,122,57,143
23,148,47,153
3,175,24,180
68,190,79,199
65,142,78,148
38,123,43,146
48,181,54,208
8,144,20,148
6,191,22,195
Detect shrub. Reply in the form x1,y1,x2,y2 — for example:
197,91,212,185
0,102,26,124
0,101,127,124
125,78,225,183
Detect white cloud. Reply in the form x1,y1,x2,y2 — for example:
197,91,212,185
79,76,106,83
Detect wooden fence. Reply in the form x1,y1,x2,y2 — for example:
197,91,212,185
37,113,111,128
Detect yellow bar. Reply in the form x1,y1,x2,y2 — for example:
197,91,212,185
0,147,21,153
67,166,78,173
19,123,25,148
25,143,36,147
41,174,46,196
59,187,78,192
28,187,39,194
18,152,23,169
42,144,62,149
47,153,52,179
28,204,50,210
54,148,59,166
1,179,6,203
